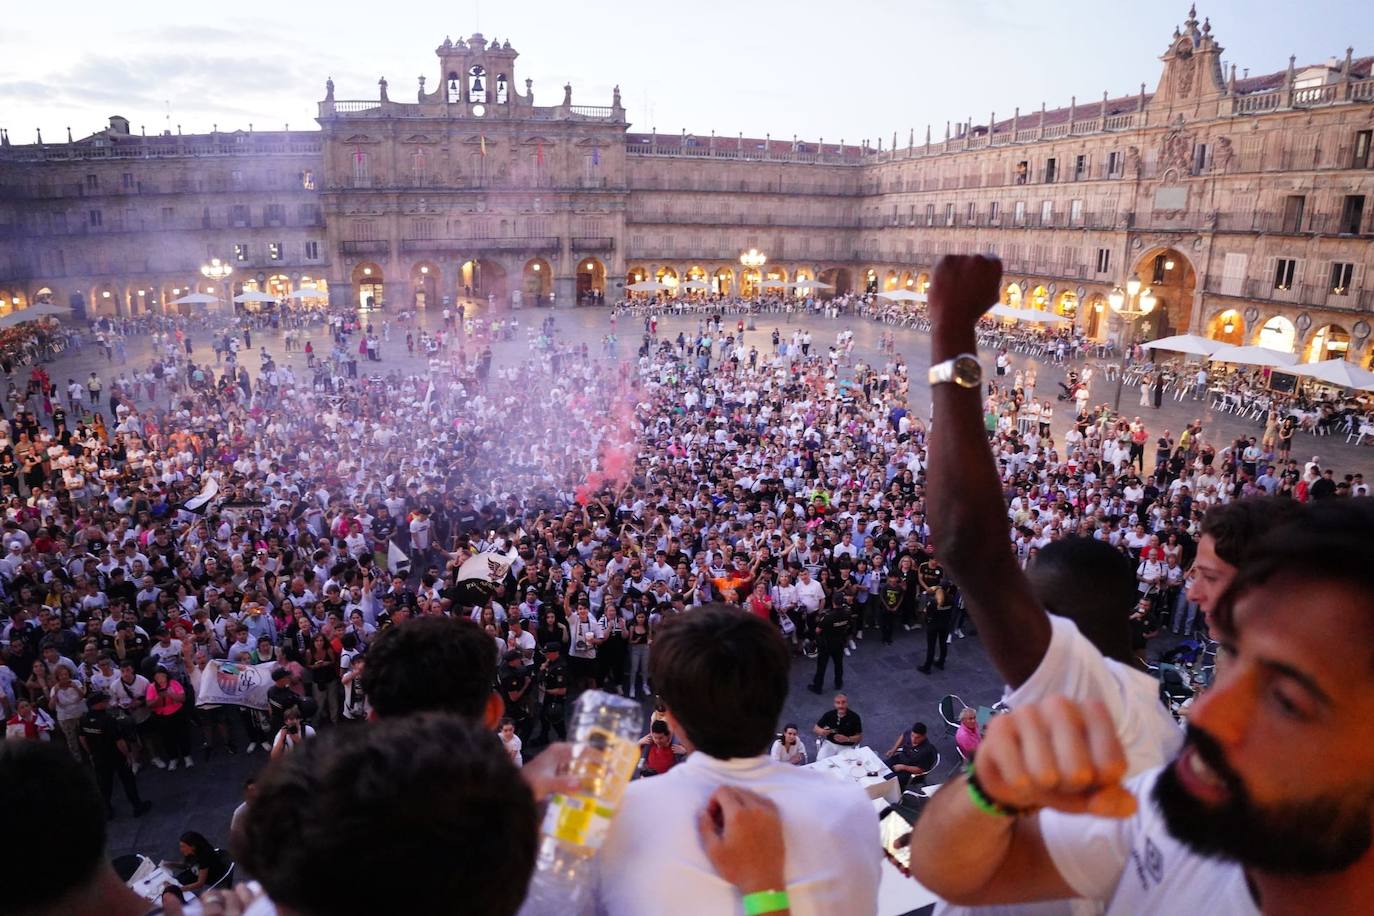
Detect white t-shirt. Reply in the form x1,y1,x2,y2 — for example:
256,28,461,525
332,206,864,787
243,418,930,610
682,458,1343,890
1040,768,1258,915
1003,614,1183,777
597,753,880,916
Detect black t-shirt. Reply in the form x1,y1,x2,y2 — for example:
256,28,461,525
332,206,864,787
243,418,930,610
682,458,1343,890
78,709,124,762
816,708,862,744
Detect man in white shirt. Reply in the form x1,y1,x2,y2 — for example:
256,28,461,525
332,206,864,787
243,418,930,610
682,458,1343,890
597,604,880,916
908,499,1374,916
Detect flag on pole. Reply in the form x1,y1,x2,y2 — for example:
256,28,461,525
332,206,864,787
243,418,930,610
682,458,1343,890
421,381,434,412
387,539,411,575
480,135,487,156
181,474,220,515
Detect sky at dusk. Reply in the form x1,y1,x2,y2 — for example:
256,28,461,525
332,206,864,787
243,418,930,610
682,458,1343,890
3,0,1371,145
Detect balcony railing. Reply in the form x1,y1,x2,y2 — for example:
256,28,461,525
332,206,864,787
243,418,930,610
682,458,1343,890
397,236,560,253
572,237,615,251
339,240,390,255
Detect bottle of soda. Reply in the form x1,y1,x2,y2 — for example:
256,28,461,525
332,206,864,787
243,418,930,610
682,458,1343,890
520,689,642,915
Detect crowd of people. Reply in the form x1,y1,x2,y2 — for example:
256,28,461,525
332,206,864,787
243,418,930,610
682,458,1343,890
4,263,1374,916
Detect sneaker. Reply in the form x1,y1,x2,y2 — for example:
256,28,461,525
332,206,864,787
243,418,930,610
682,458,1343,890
261,741,273,752
245,743,257,754
955,630,966,639
152,757,167,769
183,756,195,769
855,630,864,640
847,639,857,650
130,761,142,775
167,758,179,771
903,624,915,631
844,648,852,657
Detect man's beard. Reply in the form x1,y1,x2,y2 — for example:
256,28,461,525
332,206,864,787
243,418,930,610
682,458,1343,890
1154,725,1374,875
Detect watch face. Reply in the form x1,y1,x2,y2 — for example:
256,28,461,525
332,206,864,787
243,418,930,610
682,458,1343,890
471,104,486,117
952,357,982,387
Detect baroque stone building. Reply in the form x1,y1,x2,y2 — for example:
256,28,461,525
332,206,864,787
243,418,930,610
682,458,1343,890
1,10,1372,363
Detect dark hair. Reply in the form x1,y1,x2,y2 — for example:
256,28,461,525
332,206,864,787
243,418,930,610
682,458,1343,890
361,617,496,721
1217,501,1373,638
650,719,670,735
1201,497,1303,568
1024,536,1137,666
648,603,790,758
234,714,537,916
0,741,107,913
910,722,928,736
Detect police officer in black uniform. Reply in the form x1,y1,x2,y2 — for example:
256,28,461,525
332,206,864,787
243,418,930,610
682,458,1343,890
534,642,569,746
78,692,152,819
499,649,534,742
807,600,853,694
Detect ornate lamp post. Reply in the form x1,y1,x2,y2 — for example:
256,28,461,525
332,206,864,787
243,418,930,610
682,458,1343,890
1108,273,1157,412
201,258,233,306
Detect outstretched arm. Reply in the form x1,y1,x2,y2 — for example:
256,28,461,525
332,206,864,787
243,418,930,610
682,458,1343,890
927,255,1050,688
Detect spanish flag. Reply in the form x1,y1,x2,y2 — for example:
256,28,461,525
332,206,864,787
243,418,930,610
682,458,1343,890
480,134,487,156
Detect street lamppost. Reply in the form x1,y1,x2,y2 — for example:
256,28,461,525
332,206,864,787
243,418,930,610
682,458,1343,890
1108,273,1157,412
201,258,233,309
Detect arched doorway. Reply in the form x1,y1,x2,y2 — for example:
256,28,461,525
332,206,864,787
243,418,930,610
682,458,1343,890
265,274,291,297
1131,248,1196,338
460,259,506,303
1305,324,1350,363
884,269,900,291
1256,315,1296,353
411,262,439,309
862,267,879,295
1055,290,1079,325
33,287,54,305
0,290,18,316
523,258,553,305
916,272,931,295
793,268,815,284
713,267,735,296
352,262,385,310
899,270,914,289
1085,294,1107,339
1003,283,1023,307
577,257,606,302
818,268,850,296
739,267,761,298
626,266,648,288
1027,285,1050,311
93,282,120,316
1205,309,1244,345
654,266,680,297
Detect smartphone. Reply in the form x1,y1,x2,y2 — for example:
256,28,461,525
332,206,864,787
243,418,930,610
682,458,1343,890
879,808,915,874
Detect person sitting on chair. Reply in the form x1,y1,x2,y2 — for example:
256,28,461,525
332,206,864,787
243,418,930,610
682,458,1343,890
166,830,231,897
884,721,938,790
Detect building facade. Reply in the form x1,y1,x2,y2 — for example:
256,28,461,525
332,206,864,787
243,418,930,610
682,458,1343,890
1,11,1372,362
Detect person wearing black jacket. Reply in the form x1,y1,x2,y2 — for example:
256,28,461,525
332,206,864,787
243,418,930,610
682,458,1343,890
918,579,958,673
807,601,852,693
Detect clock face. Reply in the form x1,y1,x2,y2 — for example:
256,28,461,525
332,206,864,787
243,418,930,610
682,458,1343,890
471,104,486,117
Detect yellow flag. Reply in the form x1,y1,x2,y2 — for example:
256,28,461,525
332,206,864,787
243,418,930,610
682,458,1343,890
480,135,487,156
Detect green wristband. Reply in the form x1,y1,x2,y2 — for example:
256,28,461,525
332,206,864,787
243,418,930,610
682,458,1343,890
966,763,1029,818
742,889,789,915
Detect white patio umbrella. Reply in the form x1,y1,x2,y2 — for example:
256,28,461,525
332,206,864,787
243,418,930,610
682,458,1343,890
1141,333,1224,357
1208,344,1298,368
232,290,279,303
758,279,787,290
1018,309,1069,324
288,287,328,300
791,279,833,291
170,292,221,305
876,289,926,302
1287,358,1374,391
681,279,711,291
987,304,1024,321
626,281,672,293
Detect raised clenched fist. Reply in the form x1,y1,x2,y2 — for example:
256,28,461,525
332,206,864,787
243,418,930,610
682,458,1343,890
972,696,1137,818
929,255,1003,331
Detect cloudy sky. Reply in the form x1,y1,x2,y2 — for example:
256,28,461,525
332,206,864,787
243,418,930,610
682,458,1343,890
3,0,1370,145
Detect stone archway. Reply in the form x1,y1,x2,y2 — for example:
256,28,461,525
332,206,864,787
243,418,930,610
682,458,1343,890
577,257,606,302
1205,308,1245,345
1304,323,1350,363
411,261,440,309
818,267,851,297
351,262,385,310
1255,315,1296,353
1084,294,1108,339
861,267,879,295
1055,290,1079,326
523,257,553,304
1003,283,1023,307
1130,247,1196,338
883,269,900,291
713,267,735,297
460,259,507,304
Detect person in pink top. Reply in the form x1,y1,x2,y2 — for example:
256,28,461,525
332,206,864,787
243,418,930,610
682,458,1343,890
954,706,982,761
147,668,194,770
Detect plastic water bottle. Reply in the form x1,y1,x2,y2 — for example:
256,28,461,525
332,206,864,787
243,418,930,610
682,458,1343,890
520,689,643,915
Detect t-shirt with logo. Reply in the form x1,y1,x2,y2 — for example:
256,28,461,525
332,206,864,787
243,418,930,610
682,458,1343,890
1039,767,1258,915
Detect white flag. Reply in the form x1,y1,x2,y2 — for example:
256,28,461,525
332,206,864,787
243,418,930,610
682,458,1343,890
387,539,411,574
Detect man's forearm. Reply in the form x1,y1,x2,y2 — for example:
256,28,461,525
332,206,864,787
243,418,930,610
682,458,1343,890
928,320,1049,687
907,774,1016,901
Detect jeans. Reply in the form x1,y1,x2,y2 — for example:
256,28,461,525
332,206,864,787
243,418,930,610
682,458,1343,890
628,643,650,696
1171,590,1199,635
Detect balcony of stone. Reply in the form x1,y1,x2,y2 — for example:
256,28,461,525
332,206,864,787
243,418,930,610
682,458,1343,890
572,237,615,252
338,239,390,256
